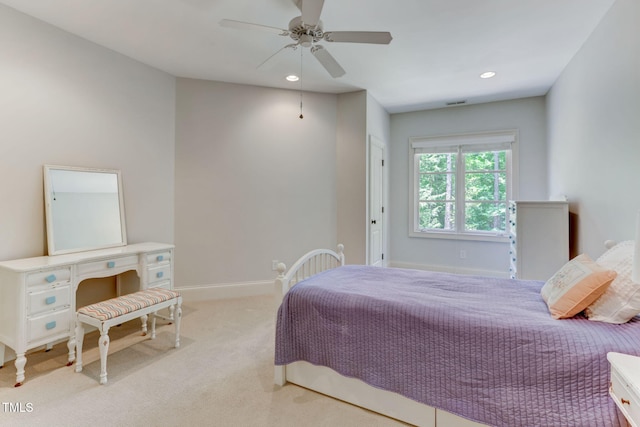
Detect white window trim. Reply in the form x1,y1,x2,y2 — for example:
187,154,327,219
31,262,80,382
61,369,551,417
409,129,519,242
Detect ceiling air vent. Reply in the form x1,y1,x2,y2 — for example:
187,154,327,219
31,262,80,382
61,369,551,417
446,100,467,107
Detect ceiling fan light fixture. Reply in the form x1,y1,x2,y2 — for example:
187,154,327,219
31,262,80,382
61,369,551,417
299,34,313,47
480,71,496,79
286,74,299,82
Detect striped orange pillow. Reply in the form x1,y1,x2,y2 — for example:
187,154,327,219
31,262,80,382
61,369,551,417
541,254,617,319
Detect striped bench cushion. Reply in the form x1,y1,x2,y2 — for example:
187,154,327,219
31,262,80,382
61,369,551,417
77,288,180,321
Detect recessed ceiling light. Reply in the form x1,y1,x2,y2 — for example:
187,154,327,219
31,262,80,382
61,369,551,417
286,75,299,82
480,71,496,79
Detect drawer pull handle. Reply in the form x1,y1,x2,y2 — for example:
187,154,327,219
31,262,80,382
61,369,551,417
107,261,116,268
45,274,57,283
156,255,164,262
45,321,56,330
156,272,164,278
621,398,630,405
45,296,56,305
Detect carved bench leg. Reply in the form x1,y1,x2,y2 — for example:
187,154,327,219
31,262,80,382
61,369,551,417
151,312,157,340
98,327,110,385
75,322,85,373
174,301,182,348
140,314,148,336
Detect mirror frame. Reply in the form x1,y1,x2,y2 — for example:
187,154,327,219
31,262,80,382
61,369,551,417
43,165,128,255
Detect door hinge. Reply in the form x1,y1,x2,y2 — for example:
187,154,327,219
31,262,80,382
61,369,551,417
382,206,384,213
382,253,384,260
381,159,384,166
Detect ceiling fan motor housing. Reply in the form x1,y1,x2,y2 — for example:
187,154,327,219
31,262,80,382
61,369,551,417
288,16,323,47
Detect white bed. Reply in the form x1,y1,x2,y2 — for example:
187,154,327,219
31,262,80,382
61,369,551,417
273,245,486,427
273,242,640,427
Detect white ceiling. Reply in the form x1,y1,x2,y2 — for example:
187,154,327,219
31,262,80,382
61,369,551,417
1,0,616,113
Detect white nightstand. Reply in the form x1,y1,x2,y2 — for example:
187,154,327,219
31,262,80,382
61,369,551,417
608,352,640,427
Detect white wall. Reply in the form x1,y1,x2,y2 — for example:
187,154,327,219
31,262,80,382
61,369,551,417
0,4,176,261
174,78,337,289
389,97,547,275
547,0,640,258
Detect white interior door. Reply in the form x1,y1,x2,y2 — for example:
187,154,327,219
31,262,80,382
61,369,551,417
369,136,385,267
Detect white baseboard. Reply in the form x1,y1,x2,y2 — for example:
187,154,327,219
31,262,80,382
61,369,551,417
175,280,273,302
389,261,509,279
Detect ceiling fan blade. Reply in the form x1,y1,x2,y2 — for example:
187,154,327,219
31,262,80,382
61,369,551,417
219,19,289,36
301,0,324,27
310,45,345,78
324,31,393,44
257,43,299,70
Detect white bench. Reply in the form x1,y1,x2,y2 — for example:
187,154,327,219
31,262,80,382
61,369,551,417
75,288,182,384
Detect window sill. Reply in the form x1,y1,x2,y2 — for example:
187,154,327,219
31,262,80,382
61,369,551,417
409,230,509,243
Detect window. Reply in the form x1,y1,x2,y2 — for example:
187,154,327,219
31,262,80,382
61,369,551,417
409,130,517,241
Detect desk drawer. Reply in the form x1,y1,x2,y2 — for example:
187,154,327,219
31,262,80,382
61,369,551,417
28,285,71,315
148,264,171,285
28,309,71,343
611,366,640,427
147,280,171,290
78,255,139,276
26,267,71,287
146,251,172,265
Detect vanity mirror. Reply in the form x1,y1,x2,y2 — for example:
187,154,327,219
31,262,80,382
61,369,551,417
44,165,127,255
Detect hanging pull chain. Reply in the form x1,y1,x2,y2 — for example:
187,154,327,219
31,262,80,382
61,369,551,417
299,47,304,119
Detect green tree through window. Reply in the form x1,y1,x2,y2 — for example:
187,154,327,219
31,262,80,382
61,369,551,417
418,152,457,230
411,131,515,238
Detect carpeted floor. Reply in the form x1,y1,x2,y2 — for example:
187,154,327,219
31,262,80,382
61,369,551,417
0,295,407,426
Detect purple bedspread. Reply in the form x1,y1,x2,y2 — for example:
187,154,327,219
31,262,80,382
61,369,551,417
275,265,640,427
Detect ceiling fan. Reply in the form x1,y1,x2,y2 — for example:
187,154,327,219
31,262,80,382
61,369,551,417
219,0,392,78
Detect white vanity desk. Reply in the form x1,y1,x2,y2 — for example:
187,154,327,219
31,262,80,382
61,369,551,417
0,242,174,387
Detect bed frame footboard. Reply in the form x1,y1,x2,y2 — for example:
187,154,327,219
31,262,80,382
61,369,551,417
274,244,344,301
274,244,344,386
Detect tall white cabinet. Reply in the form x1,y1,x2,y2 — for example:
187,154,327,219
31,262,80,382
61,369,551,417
508,201,569,281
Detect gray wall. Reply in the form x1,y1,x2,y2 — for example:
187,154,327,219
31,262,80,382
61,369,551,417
389,97,548,275
336,91,368,265
174,78,338,287
547,0,640,258
335,91,392,266
0,4,176,261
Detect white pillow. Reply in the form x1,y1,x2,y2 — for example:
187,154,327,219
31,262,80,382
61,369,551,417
585,241,640,323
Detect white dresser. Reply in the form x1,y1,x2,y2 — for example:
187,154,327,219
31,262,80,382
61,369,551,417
0,242,174,387
608,352,640,427
508,201,569,281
